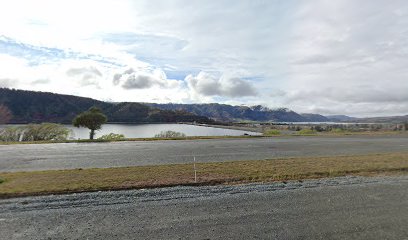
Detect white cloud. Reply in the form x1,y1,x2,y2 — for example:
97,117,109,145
66,66,103,87
0,78,17,88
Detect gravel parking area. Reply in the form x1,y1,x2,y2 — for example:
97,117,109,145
1,135,408,172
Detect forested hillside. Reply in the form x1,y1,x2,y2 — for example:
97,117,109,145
0,88,212,124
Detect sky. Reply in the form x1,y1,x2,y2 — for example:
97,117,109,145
0,0,407,117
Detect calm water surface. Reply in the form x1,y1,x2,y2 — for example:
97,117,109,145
1,124,260,139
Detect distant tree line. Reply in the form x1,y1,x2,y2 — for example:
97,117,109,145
285,123,408,132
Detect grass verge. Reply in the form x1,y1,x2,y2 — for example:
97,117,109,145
0,152,407,198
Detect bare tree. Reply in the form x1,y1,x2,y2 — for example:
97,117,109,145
0,104,12,124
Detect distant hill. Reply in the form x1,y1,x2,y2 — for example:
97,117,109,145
326,114,408,123
325,115,357,122
0,88,212,124
349,115,408,124
145,103,330,122
300,113,330,122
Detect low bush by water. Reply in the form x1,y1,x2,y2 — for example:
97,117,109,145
154,130,186,138
0,123,71,142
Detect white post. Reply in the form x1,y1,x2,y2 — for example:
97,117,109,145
193,156,197,183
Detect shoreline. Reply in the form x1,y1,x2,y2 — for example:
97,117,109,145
181,122,264,133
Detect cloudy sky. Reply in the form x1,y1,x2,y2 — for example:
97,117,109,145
0,0,407,117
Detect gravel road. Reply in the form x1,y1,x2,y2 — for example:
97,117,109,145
0,176,407,239
1,135,408,172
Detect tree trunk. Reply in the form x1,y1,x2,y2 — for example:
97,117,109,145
90,129,95,140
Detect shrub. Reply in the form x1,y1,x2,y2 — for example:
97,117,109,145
0,123,70,142
0,126,25,142
264,129,281,136
298,129,317,135
0,177,4,184
154,130,186,138
22,123,71,141
97,133,125,140
313,125,325,132
331,128,345,133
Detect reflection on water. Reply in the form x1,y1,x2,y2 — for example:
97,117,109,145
62,123,259,139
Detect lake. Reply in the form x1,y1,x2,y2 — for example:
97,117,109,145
0,124,261,139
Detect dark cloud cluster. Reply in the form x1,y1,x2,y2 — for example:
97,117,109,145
113,68,180,89
186,72,257,98
122,74,161,89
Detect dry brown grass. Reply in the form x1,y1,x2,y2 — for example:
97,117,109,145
0,152,407,198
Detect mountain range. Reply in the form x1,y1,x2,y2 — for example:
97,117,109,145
1,88,407,124
145,103,331,122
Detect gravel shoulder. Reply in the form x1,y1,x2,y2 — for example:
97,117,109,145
0,176,407,239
